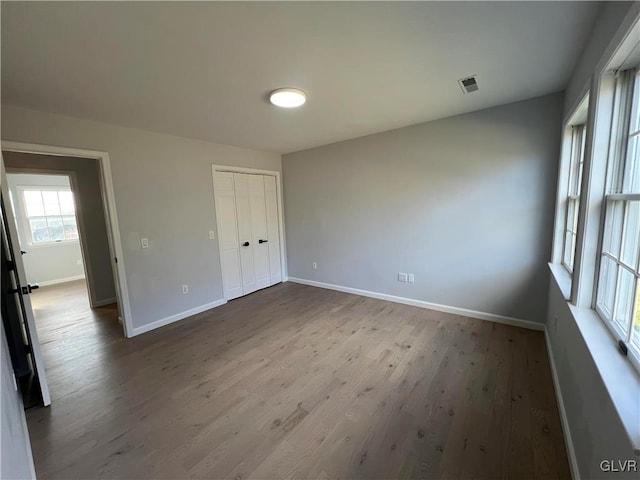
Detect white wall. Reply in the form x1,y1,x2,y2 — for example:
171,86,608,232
1,105,281,331
1,320,36,480
6,173,85,286
283,93,563,323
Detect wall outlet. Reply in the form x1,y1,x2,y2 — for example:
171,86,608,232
209,230,216,240
312,261,318,270
141,238,149,249
182,284,189,294
398,272,408,282
408,273,415,283
76,259,82,265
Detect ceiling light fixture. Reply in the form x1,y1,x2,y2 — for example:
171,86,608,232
269,88,307,108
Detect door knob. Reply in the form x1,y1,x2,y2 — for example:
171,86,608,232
242,241,250,247
258,239,268,244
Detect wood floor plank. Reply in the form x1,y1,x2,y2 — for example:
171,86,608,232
25,280,570,479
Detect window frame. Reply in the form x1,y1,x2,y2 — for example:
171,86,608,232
16,185,80,247
594,68,640,373
562,124,587,273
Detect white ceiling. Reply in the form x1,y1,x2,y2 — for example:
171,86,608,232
1,2,601,154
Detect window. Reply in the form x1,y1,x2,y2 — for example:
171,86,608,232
595,68,640,367
20,187,79,244
562,124,587,272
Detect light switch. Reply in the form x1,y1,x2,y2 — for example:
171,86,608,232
141,238,149,249
209,230,216,240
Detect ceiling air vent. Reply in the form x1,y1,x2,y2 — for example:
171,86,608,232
458,75,479,94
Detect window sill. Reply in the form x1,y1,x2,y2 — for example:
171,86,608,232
548,262,572,300
26,240,80,249
549,266,640,455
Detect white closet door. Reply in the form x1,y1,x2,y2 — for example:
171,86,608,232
234,174,258,295
213,172,243,300
248,175,271,290
264,175,282,285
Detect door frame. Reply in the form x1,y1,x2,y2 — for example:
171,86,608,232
211,164,287,300
2,141,134,338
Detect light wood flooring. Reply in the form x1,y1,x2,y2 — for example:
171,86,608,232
26,281,569,479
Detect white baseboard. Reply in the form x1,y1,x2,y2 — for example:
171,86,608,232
36,274,85,287
287,277,544,331
130,299,227,337
92,297,117,307
544,328,580,480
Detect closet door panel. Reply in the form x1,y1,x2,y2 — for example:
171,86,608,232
233,174,257,295
249,175,271,290
213,172,243,300
264,176,282,284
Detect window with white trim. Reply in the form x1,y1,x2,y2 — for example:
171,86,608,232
20,187,79,244
595,68,640,367
562,124,587,272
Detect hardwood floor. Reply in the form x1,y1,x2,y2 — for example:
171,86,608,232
26,281,570,479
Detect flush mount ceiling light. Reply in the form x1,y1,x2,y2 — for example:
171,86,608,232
269,88,307,108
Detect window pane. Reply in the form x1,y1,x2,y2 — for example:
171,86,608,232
602,200,624,256
563,232,573,269
597,256,617,319
46,216,64,241
631,280,640,351
624,135,639,193
613,267,635,334
620,201,640,269
62,216,78,240
42,191,61,215
29,217,50,243
23,191,44,216
58,191,75,215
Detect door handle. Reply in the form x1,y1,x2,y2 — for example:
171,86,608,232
258,239,268,244
242,241,250,247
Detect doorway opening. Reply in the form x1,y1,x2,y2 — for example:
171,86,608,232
1,143,131,408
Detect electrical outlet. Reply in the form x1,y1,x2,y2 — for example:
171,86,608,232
76,259,82,265
408,273,415,283
209,230,216,240
182,284,189,294
398,272,408,282
312,261,317,270
141,238,149,249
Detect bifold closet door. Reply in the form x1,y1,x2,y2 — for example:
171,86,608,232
264,176,282,285
233,174,258,295
213,172,243,300
248,175,271,290
214,170,283,300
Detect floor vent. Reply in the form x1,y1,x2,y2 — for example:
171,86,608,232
458,75,479,94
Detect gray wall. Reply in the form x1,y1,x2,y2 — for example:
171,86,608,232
1,320,35,480
4,152,116,305
1,105,281,331
546,2,640,479
6,173,85,285
283,93,563,323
